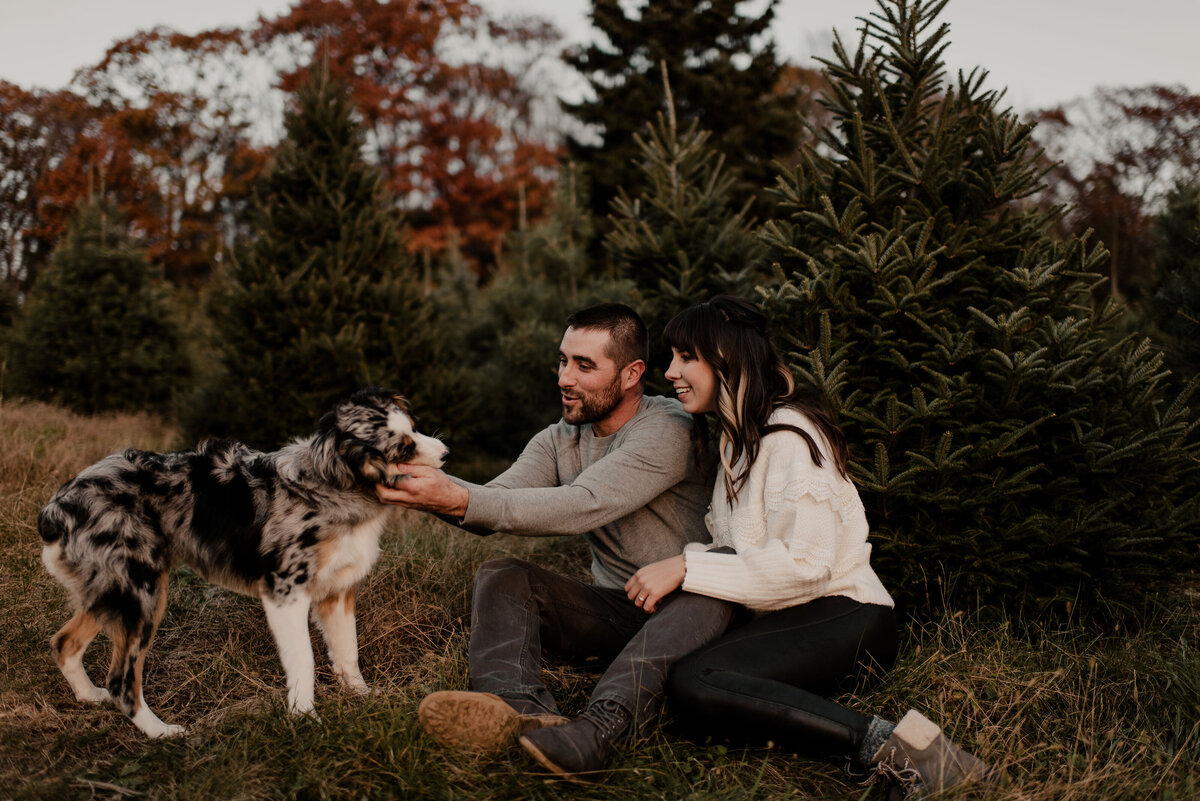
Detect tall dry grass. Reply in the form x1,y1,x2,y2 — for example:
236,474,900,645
0,401,176,534
0,401,1196,800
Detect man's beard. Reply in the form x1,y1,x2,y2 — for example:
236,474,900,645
563,375,623,426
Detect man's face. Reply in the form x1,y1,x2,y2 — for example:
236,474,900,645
557,326,625,427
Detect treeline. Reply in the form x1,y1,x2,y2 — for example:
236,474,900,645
2,0,1199,622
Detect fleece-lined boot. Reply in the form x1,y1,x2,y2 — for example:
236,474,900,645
418,690,567,755
518,698,632,782
870,709,993,796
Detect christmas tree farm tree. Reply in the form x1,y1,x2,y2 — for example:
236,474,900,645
189,63,438,448
761,0,1200,619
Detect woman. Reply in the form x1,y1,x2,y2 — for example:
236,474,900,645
520,296,990,794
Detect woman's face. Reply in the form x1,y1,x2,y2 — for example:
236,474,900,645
665,347,717,414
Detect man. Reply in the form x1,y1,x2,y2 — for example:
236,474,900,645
377,302,733,779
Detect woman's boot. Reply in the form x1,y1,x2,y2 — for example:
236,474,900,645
869,709,994,795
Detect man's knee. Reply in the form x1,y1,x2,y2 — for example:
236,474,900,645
657,592,735,638
473,556,537,599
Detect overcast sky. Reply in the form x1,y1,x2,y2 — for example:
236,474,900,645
0,0,1197,112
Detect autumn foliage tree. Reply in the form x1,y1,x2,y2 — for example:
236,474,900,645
0,82,98,296
0,1,561,300
256,0,562,272
1032,86,1200,304
0,46,270,294
33,101,266,288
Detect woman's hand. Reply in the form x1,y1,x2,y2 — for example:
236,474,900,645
625,555,686,613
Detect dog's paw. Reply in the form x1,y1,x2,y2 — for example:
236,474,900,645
288,700,322,724
335,671,370,695
75,686,111,704
132,705,187,738
143,721,187,739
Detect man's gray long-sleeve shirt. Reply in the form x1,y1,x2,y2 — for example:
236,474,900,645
459,394,712,589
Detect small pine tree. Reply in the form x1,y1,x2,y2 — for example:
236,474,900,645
761,0,1200,619
1149,180,1200,381
504,163,599,311
605,100,764,381
436,165,635,458
10,199,189,415
187,64,441,448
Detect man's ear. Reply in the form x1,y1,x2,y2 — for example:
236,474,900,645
622,359,646,390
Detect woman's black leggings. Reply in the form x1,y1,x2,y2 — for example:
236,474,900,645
666,595,897,761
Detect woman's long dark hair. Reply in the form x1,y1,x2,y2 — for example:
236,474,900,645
663,295,850,504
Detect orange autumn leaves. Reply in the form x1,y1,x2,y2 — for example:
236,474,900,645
2,0,560,290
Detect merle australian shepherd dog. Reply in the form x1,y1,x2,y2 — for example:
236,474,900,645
38,387,447,738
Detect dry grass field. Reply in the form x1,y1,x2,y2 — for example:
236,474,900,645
0,400,1196,800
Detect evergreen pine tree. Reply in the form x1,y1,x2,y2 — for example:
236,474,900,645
566,0,800,220
1149,180,1200,381
605,98,766,322
10,199,189,414
188,64,441,448
605,101,764,383
761,0,1200,618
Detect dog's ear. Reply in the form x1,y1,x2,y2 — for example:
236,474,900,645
390,393,412,415
316,410,337,433
310,402,365,490
339,439,391,487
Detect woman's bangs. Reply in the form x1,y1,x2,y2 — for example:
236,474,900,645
663,304,713,355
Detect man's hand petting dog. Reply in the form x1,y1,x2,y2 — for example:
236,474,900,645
377,463,469,518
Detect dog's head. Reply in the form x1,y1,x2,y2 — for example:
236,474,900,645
316,387,448,490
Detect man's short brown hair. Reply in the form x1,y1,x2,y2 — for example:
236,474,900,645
566,303,648,375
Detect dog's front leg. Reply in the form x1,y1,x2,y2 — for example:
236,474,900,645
314,588,369,695
261,592,318,717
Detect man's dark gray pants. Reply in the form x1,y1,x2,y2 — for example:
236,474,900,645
469,556,735,735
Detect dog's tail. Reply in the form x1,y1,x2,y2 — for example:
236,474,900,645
37,500,75,544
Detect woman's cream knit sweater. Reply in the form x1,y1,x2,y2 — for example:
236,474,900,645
681,407,894,612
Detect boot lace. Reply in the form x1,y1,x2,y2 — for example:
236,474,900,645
589,699,632,740
861,746,923,797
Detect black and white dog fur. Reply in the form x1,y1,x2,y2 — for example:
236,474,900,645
38,387,447,738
